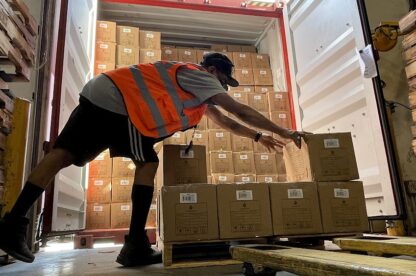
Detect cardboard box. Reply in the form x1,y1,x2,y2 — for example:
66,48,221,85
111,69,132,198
159,184,219,242
110,202,132,228
146,204,157,228
157,145,207,186
270,111,291,129
254,153,278,174
139,49,162,63
318,181,369,233
255,86,274,93
185,130,208,146
253,69,273,86
234,174,256,183
212,173,235,184
229,91,249,105
112,157,136,178
228,85,255,93
116,45,139,65
162,44,176,49
253,134,270,153
409,91,416,108
232,52,252,68
207,176,212,184
270,182,323,235
87,177,111,203
211,44,228,52
96,20,116,43
248,93,269,112
210,151,234,173
227,45,242,52
94,62,115,76
241,45,257,52
162,48,179,61
276,152,286,181
86,203,111,229
111,177,133,203
95,42,116,63
283,133,359,182
207,109,228,129
177,49,197,63
164,132,187,145
116,26,139,46
139,31,161,49
256,175,278,183
231,135,253,152
217,183,272,239
233,152,256,175
208,130,232,151
197,115,208,130
89,150,112,178
196,50,213,63
268,92,290,112
251,53,270,68
234,69,254,85
222,52,234,64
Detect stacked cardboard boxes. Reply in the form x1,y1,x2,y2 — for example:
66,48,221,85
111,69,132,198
95,21,117,75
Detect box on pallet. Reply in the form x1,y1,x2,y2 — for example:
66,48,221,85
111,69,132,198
111,177,133,203
241,45,257,52
318,181,369,233
139,31,161,49
197,115,208,130
255,86,273,93
229,91,249,105
89,150,112,178
283,133,359,182
211,44,228,52
157,145,207,186
163,132,187,145
234,174,256,183
209,151,234,174
212,173,235,184
234,69,254,85
217,183,272,239
248,93,268,112
185,130,208,146
86,203,111,229
116,45,139,65
116,26,139,46
270,111,291,129
158,184,219,242
87,177,111,203
232,52,252,68
95,42,116,63
253,136,271,153
256,175,278,183
253,69,273,86
231,135,253,152
229,85,255,93
96,21,116,43
254,153,278,175
276,152,287,181
162,48,178,61
177,49,197,63
251,53,270,68
227,45,242,52
208,130,232,151
111,202,132,228
139,49,162,63
112,157,136,178
270,182,323,235
94,62,115,76
233,152,256,175
268,92,290,111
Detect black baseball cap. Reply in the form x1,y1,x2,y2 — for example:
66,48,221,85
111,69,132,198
200,52,239,87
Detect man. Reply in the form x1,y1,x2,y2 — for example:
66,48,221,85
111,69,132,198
0,53,306,266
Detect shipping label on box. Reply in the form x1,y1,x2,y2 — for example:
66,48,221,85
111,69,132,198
234,174,256,183
231,135,253,152
283,133,359,182
112,157,136,178
270,182,323,235
94,62,115,76
139,31,161,49
254,153,278,175
96,20,116,43
111,177,134,203
251,53,270,68
178,49,197,63
270,111,291,129
212,173,235,184
255,86,274,93
208,130,232,151
162,48,179,61
86,203,111,229
95,42,116,63
116,26,139,46
234,69,254,86
164,132,187,145
253,69,273,86
185,130,208,146
256,175,278,183
217,183,272,239
89,150,112,178
268,92,289,112
159,184,219,242
139,49,162,64
87,177,111,203
233,152,256,175
116,45,139,65
209,151,234,174
318,181,369,233
229,91,249,105
228,85,255,93
110,202,132,228
248,93,269,112
232,52,252,68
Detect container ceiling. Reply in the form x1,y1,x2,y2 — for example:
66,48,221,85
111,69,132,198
99,2,274,47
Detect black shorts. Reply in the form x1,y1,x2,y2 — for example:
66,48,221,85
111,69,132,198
53,96,159,166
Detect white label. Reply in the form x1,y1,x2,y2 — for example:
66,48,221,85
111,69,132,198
120,180,130,186
257,55,263,59
324,138,340,149
95,153,105,161
123,48,132,54
239,53,246,58
99,23,107,28
279,114,287,119
97,64,107,69
94,180,104,186
244,87,251,92
180,193,197,203
264,177,273,183
261,155,269,160
242,70,249,74
122,157,131,162
195,133,202,139
261,88,268,92
275,94,283,99
203,51,211,55
146,51,155,57
241,177,250,182
254,95,262,100
121,205,130,211
173,133,181,138
122,28,131,33
219,175,227,181
165,49,172,54
236,190,253,200
99,44,109,49
334,188,350,198
240,154,248,160
180,150,194,159
234,93,241,98
216,132,224,138
146,33,154,38
184,50,191,55
93,206,103,212
288,189,304,199
260,70,267,75
218,153,227,159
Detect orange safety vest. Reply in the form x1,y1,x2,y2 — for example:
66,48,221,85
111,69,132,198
104,62,208,138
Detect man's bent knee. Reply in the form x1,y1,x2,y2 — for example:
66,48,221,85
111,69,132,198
49,148,75,168
134,162,158,187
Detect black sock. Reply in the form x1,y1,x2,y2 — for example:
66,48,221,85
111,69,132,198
9,181,44,218
128,185,154,242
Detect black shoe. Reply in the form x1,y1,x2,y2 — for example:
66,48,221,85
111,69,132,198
0,213,35,263
116,234,162,267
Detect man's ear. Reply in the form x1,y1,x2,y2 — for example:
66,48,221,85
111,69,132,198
207,66,217,74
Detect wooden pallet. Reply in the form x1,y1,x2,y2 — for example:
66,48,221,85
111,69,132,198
75,227,157,246
157,237,269,268
230,244,416,276
333,234,416,257
273,232,362,247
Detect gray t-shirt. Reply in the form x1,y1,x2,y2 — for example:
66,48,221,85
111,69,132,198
80,67,226,115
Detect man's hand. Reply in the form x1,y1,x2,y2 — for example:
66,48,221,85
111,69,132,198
285,130,312,149
258,135,286,152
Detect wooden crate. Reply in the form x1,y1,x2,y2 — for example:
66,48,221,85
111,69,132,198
399,10,416,35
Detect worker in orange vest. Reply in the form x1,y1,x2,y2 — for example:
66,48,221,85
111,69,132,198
0,53,307,266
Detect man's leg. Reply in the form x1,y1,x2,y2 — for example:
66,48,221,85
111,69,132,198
0,148,75,263
116,161,161,267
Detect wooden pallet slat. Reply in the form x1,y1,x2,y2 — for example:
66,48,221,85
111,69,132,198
0,29,30,81
7,0,37,36
0,90,14,113
399,10,416,35
0,78,7,90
